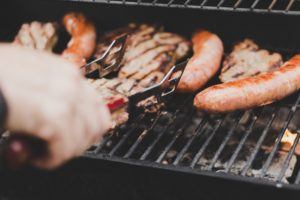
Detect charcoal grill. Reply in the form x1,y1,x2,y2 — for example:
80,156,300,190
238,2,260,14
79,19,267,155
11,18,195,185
2,0,300,199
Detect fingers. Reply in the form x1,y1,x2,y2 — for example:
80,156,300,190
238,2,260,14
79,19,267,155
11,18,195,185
0,45,112,169
30,80,111,169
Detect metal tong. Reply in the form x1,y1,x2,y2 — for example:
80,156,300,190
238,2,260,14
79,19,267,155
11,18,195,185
127,60,189,120
81,34,128,78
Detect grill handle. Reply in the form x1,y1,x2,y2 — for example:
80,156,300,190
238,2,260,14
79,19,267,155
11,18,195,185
2,134,47,170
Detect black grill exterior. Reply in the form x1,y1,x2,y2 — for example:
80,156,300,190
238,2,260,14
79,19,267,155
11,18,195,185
1,0,300,199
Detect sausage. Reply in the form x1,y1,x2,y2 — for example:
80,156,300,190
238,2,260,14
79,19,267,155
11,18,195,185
194,55,300,113
177,30,223,93
62,12,97,67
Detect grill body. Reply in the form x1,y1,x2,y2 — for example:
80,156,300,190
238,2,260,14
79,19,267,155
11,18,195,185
1,0,300,199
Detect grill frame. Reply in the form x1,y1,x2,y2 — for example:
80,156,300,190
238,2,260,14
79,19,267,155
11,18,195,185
61,0,300,15
85,90,300,190
2,0,300,197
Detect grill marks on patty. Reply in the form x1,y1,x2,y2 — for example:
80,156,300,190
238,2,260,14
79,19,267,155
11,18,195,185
130,53,174,80
95,24,191,86
119,44,176,78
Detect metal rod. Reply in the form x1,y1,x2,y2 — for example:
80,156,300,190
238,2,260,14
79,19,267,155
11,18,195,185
201,0,208,7
234,0,243,8
217,0,225,8
241,108,279,176
260,111,297,177
268,0,277,10
123,112,163,158
152,0,158,5
62,0,300,16
94,132,115,153
251,0,260,9
140,97,193,160
207,112,244,171
108,113,146,156
276,131,300,182
260,93,300,177
285,0,295,11
172,117,208,165
184,0,192,6
155,111,195,163
190,116,227,168
225,110,262,173
167,0,175,6
295,168,300,184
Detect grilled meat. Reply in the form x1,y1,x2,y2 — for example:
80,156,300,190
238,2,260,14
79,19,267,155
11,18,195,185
13,21,58,51
88,78,131,127
220,39,283,83
88,76,164,127
194,55,300,113
95,24,191,85
62,12,97,67
177,30,224,93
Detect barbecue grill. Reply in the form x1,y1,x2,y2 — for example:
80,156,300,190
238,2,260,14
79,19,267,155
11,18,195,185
2,0,300,199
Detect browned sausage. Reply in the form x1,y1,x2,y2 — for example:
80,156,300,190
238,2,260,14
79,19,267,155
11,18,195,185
194,55,300,113
62,12,97,67
177,30,223,93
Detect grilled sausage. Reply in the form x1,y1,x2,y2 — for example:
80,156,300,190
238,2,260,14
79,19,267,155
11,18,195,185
194,55,300,113
177,30,223,93
62,12,97,67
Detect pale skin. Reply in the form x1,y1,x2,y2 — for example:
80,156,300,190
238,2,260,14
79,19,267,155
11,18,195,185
0,44,112,169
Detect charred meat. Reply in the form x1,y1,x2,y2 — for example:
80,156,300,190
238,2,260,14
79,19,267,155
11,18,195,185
220,39,283,83
95,24,191,84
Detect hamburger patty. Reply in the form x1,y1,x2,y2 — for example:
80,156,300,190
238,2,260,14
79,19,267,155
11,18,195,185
95,24,191,84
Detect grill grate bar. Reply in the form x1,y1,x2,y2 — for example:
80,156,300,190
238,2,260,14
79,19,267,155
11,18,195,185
225,110,262,173
140,96,193,160
233,0,243,8
260,118,299,175
156,111,195,163
190,116,227,168
260,93,300,177
276,131,300,182
285,0,295,11
217,0,225,7
184,0,192,6
251,0,260,9
63,0,300,15
152,0,158,5
173,117,208,165
123,112,163,158
167,0,175,6
268,0,277,10
295,167,300,184
109,113,147,156
94,130,115,153
201,0,209,7
241,107,279,176
207,112,244,170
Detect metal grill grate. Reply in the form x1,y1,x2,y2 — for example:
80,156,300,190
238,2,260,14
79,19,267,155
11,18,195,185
85,82,300,187
62,0,300,15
